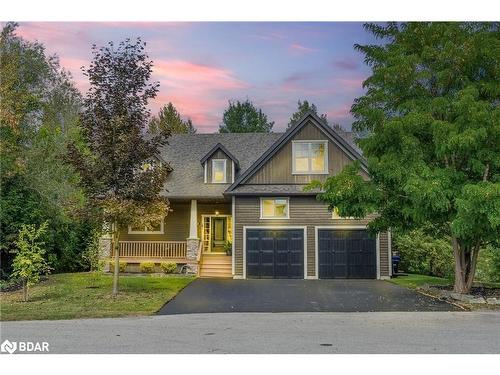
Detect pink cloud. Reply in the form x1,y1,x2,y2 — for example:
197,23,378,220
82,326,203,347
153,60,247,91
332,77,365,92
326,104,352,120
151,61,247,131
332,57,358,70
289,43,318,54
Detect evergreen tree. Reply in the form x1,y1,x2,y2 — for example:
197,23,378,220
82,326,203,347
149,102,196,134
287,100,328,129
219,99,274,133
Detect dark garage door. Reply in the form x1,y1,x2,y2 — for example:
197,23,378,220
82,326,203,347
246,229,304,278
318,229,376,279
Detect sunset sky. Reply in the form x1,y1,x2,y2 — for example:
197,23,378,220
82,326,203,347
15,22,377,132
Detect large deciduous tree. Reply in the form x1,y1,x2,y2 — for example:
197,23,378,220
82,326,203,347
287,100,328,129
149,102,196,134
219,99,274,133
307,23,499,293
67,38,171,296
0,23,92,276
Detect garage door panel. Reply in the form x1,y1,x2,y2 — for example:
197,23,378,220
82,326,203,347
246,229,304,279
319,229,376,279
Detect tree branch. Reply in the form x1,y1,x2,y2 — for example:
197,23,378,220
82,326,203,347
482,163,490,182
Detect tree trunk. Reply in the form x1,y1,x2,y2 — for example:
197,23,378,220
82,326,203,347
452,236,480,294
22,278,28,302
112,222,120,297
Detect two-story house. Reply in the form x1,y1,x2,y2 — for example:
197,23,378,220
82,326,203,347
107,112,392,279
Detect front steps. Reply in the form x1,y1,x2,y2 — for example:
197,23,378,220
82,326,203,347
199,253,232,278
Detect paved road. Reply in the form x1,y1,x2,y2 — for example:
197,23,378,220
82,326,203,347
158,279,459,314
2,312,499,353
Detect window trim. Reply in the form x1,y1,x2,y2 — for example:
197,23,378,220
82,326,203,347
128,219,165,235
291,140,329,175
259,197,290,220
211,159,227,183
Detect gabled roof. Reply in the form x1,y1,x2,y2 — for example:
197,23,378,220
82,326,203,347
200,142,240,170
225,111,368,194
159,132,282,199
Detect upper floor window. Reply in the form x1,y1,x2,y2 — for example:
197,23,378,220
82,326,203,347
260,197,289,219
212,159,227,183
292,140,328,174
128,219,164,234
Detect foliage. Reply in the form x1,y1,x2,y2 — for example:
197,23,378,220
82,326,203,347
0,23,93,277
149,102,196,134
219,99,274,133
393,229,454,278
160,262,177,274
308,22,499,293
224,241,232,254
11,222,52,301
109,261,128,273
287,100,328,129
66,38,172,295
476,245,500,283
82,229,103,272
0,273,194,320
140,262,156,273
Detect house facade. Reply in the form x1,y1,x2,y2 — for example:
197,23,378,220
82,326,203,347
107,112,392,279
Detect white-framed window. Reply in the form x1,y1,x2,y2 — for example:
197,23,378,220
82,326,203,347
128,219,165,234
292,140,328,174
331,207,354,220
212,159,227,183
260,197,289,219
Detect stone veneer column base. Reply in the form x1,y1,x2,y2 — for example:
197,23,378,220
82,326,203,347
186,238,200,275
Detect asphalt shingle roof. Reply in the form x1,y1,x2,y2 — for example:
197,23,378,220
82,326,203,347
160,133,283,199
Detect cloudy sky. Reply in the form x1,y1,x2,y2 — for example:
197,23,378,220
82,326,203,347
15,22,377,132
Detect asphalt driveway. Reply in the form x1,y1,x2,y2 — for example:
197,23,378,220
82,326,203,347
158,279,460,314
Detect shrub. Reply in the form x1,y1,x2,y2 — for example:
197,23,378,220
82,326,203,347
160,262,177,274
393,229,454,278
108,261,128,273
140,262,155,273
476,245,500,283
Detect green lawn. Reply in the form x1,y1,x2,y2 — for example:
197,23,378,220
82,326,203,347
0,273,194,321
388,274,452,289
388,273,500,290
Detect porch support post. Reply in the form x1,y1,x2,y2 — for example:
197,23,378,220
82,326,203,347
188,199,198,240
186,199,199,274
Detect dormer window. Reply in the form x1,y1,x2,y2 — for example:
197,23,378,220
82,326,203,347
292,140,328,174
212,159,227,183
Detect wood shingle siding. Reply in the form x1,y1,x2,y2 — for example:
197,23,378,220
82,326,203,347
234,196,390,278
247,121,369,184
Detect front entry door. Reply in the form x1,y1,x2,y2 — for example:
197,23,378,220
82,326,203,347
211,217,227,251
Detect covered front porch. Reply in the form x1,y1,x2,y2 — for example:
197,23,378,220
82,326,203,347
108,199,233,277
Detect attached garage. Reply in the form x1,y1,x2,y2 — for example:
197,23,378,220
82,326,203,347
245,228,305,279
317,228,377,279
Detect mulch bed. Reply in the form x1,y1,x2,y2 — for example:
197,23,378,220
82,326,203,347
431,285,500,299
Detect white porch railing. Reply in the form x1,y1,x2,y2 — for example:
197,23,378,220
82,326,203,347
111,241,187,259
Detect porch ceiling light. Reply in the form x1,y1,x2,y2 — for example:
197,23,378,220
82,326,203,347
215,210,219,216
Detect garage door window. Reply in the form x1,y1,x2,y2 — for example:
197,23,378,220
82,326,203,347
260,198,289,219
